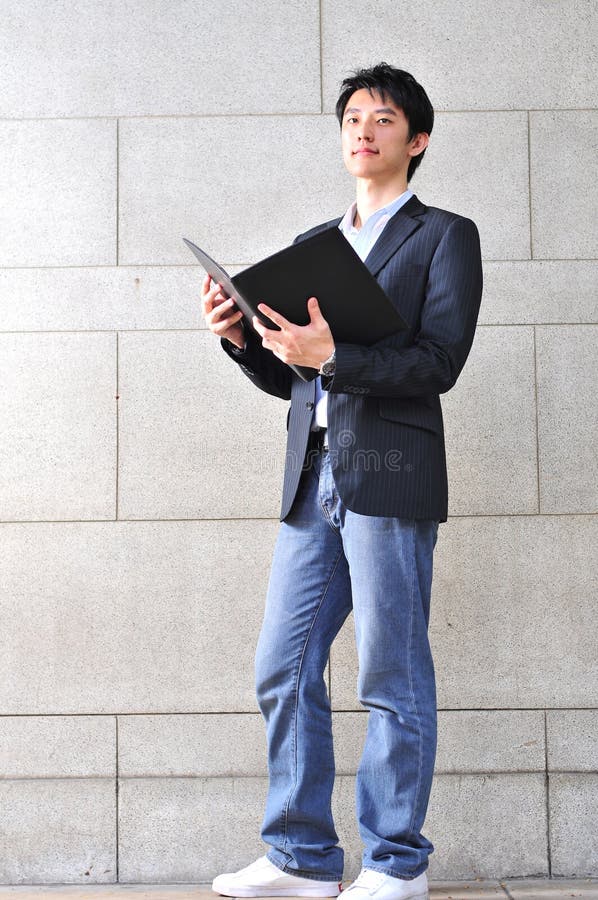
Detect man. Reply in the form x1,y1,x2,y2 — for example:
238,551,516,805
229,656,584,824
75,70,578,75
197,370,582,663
201,63,482,900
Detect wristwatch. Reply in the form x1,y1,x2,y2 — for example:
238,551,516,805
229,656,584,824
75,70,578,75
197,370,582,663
319,349,336,377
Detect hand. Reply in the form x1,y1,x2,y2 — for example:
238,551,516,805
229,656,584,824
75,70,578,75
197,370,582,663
253,297,334,369
200,274,245,350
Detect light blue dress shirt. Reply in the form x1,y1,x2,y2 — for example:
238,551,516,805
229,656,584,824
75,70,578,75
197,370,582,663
312,188,414,430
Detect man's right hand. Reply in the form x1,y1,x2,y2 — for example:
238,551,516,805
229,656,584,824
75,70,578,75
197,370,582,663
201,274,246,350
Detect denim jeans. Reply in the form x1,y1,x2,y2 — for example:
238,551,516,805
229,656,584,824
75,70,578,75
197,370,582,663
255,446,439,882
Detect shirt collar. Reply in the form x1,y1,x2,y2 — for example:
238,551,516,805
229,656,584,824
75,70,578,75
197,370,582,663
339,188,414,235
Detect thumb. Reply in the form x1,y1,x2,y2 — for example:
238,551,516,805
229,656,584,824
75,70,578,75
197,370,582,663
308,296,323,322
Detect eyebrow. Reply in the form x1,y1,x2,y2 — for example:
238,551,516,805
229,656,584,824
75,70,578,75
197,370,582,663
344,107,398,116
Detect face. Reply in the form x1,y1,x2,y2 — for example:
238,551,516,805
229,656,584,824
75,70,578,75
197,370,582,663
340,88,429,182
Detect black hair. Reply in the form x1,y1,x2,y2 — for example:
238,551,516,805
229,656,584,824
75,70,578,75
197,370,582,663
335,62,434,181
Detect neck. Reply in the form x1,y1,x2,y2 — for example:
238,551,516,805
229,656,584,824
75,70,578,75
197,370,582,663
353,176,409,229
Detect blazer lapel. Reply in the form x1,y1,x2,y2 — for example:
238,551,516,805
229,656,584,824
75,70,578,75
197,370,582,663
363,194,427,277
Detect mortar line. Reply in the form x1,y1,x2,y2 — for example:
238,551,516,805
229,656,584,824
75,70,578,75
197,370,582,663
545,709,552,877
527,110,534,259
115,331,120,520
0,106,595,123
0,258,597,270
115,714,120,880
500,880,515,899
1,511,597,525
533,326,541,513
318,0,324,114
3,766,592,782
116,118,120,266
0,707,596,719
0,322,597,337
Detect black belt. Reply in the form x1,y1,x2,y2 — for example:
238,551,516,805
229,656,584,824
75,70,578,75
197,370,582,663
308,428,329,452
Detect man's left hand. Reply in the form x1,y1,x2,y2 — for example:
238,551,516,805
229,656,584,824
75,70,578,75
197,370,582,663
253,297,335,370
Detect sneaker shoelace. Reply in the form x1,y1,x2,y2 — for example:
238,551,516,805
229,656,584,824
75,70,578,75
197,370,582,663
346,869,386,894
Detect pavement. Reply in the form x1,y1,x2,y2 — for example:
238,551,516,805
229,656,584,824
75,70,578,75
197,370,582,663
0,882,598,899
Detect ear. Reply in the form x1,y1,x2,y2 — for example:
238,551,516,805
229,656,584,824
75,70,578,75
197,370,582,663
409,132,429,157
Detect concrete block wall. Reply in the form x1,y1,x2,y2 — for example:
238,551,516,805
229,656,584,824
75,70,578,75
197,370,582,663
0,0,596,886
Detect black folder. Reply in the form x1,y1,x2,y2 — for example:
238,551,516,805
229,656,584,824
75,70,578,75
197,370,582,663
183,227,408,381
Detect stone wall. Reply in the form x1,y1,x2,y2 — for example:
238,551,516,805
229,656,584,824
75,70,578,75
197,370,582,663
1,0,596,885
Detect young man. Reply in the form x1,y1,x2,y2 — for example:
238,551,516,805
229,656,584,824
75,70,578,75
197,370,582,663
201,63,482,900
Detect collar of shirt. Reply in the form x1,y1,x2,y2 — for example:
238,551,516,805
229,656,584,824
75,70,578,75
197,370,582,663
338,188,414,261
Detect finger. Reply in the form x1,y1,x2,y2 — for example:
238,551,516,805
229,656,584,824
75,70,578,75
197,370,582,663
202,281,227,312
211,297,238,322
256,303,288,329
211,310,244,334
201,274,214,299
252,315,268,337
307,296,326,324
253,315,282,340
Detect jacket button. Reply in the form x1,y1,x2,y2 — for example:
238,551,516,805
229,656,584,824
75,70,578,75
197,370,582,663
306,401,314,410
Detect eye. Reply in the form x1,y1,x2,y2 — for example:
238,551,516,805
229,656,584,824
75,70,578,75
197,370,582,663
378,118,391,124
346,116,358,124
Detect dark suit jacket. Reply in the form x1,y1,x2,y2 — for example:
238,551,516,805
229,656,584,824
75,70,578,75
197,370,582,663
221,193,483,523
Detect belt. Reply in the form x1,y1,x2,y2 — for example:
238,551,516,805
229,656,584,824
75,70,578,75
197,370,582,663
308,428,329,452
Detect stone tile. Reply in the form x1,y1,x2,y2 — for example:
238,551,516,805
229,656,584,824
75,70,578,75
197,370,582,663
0,778,115,884
441,326,537,516
117,777,267,883
429,884,507,898
427,773,548,880
479,262,598,326
0,120,115,267
321,0,598,110
536,326,598,514
119,115,352,266
333,773,547,881
0,520,277,714
550,775,598,876
547,711,598,773
0,267,208,332
329,516,598,710
530,112,598,260
0,333,116,520
435,711,545,774
118,713,267,777
332,711,545,775
0,716,115,778
118,330,287,519
0,887,212,897
0,2,319,118
504,879,598,898
409,113,530,261
0,265,248,332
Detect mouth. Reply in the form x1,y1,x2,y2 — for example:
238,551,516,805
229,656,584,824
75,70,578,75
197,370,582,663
353,148,378,156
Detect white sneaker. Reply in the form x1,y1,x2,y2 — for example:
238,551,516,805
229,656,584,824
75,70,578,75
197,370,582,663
212,855,343,897
343,868,428,900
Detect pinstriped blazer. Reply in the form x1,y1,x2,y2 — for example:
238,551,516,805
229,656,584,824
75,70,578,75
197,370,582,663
221,193,483,523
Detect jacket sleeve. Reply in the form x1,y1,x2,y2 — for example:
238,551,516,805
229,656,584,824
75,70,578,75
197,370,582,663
323,217,483,399
220,325,292,401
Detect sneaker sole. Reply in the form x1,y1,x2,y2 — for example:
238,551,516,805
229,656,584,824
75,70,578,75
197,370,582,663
213,888,342,898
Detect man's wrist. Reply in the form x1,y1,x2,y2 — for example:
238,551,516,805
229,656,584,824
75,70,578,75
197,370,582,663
225,337,247,354
319,348,336,376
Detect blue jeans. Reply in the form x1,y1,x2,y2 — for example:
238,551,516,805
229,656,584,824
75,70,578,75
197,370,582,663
255,447,439,882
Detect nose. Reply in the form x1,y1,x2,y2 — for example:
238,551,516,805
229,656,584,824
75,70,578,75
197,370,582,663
357,119,374,142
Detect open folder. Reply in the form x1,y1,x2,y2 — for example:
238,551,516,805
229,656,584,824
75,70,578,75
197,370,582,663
183,227,408,382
